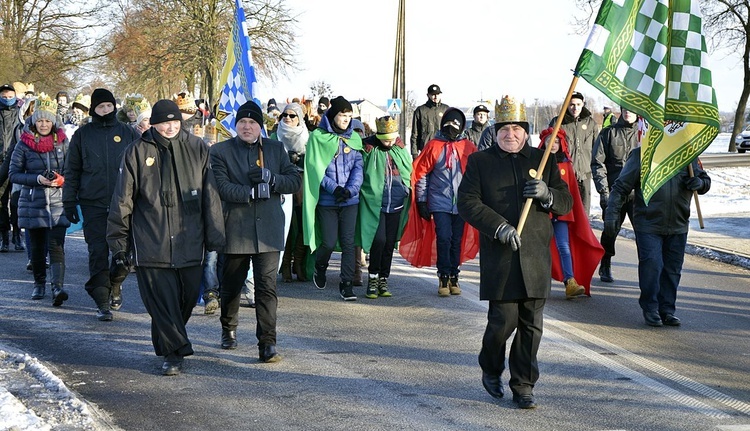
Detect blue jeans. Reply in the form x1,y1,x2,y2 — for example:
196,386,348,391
552,219,573,281
634,231,687,315
432,212,464,277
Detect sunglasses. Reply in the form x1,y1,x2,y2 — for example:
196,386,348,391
280,113,298,119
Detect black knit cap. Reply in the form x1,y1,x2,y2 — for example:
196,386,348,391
235,100,264,126
91,88,116,110
150,99,182,125
325,96,352,123
440,107,466,132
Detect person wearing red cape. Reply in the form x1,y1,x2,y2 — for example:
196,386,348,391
399,108,479,296
538,127,604,297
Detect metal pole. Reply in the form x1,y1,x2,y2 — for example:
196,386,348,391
398,0,407,139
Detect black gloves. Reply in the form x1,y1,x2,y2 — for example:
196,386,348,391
417,202,431,221
64,205,80,224
683,176,703,191
333,186,351,203
599,192,609,211
523,179,552,204
110,251,131,283
248,167,273,185
604,218,619,238
495,222,521,251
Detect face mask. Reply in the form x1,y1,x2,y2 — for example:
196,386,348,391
0,98,16,107
442,125,460,141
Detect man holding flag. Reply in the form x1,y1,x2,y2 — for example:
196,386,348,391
576,0,719,325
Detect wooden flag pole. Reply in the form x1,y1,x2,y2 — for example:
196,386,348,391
687,164,705,229
517,75,580,235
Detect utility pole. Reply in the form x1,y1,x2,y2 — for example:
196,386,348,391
392,0,406,138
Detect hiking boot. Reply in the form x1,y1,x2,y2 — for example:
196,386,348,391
313,267,327,289
599,256,613,282
377,277,392,297
51,287,68,307
448,275,461,295
110,284,123,310
565,277,585,299
438,275,450,297
204,290,219,315
31,284,45,300
365,276,378,299
339,281,356,301
96,305,113,321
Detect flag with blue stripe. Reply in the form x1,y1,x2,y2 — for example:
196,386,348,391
216,0,263,140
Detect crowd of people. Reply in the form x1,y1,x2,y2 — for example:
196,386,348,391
0,81,710,409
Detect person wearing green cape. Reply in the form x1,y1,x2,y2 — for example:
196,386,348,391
302,96,363,301
357,116,412,299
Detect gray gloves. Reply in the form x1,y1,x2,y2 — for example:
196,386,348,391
495,222,521,251
523,179,552,205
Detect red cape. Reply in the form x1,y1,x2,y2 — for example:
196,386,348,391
399,138,479,268
540,128,604,295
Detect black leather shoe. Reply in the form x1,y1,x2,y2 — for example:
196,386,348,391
481,372,504,399
643,310,663,327
31,284,45,300
598,264,614,283
221,329,237,350
259,344,281,363
162,356,183,376
52,287,68,307
512,393,537,409
660,313,681,326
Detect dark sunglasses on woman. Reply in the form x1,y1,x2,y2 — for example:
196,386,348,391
280,113,297,119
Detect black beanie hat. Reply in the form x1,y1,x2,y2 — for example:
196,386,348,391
235,100,264,126
91,88,116,110
150,99,182,125
325,96,352,122
440,107,466,132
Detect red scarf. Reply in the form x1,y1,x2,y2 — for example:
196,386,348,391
20,128,66,153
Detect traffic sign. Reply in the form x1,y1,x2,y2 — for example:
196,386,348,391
386,98,402,115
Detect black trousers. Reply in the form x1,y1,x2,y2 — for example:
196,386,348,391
135,266,202,357
367,211,402,278
81,205,122,294
28,226,66,285
221,252,279,347
478,298,546,397
0,186,9,232
600,195,634,258
315,205,357,282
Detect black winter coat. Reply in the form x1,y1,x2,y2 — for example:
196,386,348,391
457,144,572,300
63,114,140,208
210,136,301,254
606,147,710,235
550,107,599,180
591,117,638,194
410,100,448,156
107,128,225,268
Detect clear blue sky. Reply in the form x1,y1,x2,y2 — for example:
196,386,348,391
254,0,744,113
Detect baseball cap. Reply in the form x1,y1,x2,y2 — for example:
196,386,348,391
427,84,442,95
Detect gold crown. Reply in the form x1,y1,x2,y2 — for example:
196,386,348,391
173,92,197,114
25,83,34,93
35,92,58,117
495,95,527,124
376,116,398,135
73,93,90,110
125,93,151,115
12,82,25,94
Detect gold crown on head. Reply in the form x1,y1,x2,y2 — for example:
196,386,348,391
125,93,151,115
35,92,58,116
376,116,398,135
173,92,197,114
495,95,527,124
73,93,90,110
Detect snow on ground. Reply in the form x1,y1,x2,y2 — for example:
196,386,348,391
0,134,748,430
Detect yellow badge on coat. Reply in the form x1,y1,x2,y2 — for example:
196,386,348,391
528,169,537,178
581,124,587,130
256,160,261,166
114,136,121,142
146,157,155,167
343,146,351,154
560,168,566,176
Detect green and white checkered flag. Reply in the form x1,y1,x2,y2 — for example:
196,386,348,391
576,0,719,202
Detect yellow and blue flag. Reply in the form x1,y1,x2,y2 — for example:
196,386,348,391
216,0,262,141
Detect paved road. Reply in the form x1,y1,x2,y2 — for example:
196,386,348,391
1,230,749,431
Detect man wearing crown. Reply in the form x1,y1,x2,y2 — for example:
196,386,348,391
457,96,572,409
63,88,140,321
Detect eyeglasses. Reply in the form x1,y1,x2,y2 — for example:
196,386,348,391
280,113,297,119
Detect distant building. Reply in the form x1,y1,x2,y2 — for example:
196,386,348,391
350,99,388,132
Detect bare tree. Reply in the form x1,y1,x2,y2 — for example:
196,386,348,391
0,0,109,92
309,81,333,101
103,0,297,106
